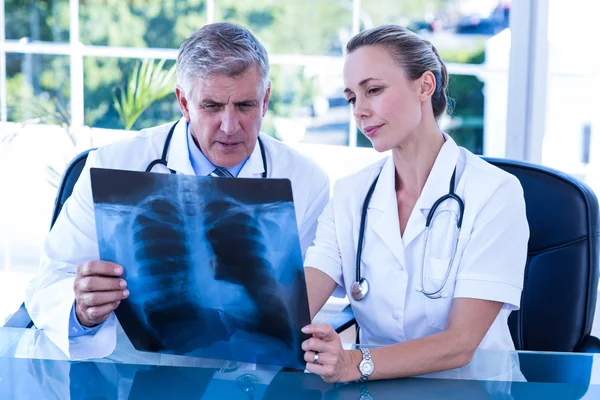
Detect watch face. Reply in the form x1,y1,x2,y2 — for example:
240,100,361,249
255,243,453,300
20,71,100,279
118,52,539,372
360,359,374,375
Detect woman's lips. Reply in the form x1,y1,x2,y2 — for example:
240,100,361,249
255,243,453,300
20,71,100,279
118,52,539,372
364,125,382,137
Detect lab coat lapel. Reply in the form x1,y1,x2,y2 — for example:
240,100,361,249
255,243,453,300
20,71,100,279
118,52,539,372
402,134,460,248
237,135,266,178
166,117,195,175
369,157,406,269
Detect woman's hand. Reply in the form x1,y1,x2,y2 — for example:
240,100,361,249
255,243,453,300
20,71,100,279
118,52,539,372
301,323,361,383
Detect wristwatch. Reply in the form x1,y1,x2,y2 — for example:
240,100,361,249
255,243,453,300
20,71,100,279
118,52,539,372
358,348,374,381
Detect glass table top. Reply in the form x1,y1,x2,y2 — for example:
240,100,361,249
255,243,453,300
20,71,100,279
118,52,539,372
1,327,599,399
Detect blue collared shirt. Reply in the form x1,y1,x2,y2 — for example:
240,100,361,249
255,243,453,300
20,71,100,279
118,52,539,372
68,122,249,338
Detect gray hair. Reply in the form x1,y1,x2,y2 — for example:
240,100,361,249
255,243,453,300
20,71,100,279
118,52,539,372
176,22,270,93
346,24,450,120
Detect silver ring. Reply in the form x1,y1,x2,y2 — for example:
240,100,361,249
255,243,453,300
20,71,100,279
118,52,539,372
312,352,319,364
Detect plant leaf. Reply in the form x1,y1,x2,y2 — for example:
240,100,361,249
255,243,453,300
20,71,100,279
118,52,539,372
113,58,176,130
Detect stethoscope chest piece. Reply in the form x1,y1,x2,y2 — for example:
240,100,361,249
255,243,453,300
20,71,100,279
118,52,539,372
351,277,370,301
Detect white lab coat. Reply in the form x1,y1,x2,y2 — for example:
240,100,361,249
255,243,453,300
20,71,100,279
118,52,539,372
305,135,529,350
24,118,330,359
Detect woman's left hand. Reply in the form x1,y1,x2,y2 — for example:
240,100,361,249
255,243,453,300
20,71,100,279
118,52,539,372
301,324,360,383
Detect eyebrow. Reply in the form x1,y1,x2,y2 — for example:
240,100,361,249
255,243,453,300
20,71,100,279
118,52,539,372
343,77,379,95
200,99,259,106
234,100,259,106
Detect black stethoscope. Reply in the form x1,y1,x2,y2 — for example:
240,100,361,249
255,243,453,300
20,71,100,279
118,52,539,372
145,120,268,178
350,166,465,301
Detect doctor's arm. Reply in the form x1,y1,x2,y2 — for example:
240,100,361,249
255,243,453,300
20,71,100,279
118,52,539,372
302,298,503,382
25,149,123,358
305,267,338,320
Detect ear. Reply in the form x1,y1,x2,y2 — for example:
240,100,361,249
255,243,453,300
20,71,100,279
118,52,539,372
176,86,192,122
261,81,271,117
419,71,437,102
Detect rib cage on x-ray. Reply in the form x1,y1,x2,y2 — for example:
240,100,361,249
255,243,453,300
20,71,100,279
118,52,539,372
131,196,190,308
128,184,231,352
127,181,293,352
204,199,294,345
129,177,202,293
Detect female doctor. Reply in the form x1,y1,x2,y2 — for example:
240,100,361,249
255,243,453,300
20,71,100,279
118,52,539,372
301,25,529,383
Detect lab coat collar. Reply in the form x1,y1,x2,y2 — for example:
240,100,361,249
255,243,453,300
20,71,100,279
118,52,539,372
237,134,266,178
415,133,460,214
368,157,406,268
367,156,395,211
166,117,195,175
402,133,460,247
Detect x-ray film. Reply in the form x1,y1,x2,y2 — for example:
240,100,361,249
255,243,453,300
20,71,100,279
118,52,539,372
90,168,311,369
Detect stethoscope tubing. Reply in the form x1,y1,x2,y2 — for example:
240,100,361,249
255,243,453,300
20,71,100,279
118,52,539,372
145,120,268,178
353,166,464,301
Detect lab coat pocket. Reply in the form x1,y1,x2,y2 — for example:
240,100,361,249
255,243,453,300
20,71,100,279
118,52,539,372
424,257,456,331
426,256,452,281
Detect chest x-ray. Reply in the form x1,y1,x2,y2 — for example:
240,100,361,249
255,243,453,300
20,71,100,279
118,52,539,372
90,168,310,370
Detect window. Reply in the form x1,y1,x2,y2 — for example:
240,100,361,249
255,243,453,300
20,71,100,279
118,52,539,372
79,0,206,48
2,0,511,150
6,52,70,121
5,0,69,42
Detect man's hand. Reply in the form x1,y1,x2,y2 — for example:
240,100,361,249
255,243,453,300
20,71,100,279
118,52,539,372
73,260,129,327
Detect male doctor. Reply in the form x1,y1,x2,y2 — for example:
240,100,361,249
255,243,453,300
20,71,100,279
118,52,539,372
24,22,330,360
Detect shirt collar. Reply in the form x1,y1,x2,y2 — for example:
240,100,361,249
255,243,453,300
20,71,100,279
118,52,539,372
186,122,249,177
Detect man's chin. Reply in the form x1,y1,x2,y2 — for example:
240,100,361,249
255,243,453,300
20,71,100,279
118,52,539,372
211,146,249,167
216,159,245,169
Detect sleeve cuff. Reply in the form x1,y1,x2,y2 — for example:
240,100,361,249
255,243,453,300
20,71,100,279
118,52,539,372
68,302,103,338
304,250,346,298
454,277,522,311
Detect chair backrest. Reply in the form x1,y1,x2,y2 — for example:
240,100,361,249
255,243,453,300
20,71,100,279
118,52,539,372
50,149,93,229
484,157,600,352
3,150,93,329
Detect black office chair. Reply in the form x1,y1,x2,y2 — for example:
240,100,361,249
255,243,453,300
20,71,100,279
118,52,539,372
332,157,600,353
3,149,93,328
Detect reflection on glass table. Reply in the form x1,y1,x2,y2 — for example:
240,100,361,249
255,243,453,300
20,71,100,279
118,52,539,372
1,327,600,399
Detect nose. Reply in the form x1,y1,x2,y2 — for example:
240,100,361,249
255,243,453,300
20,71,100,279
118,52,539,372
220,109,241,135
352,97,371,121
